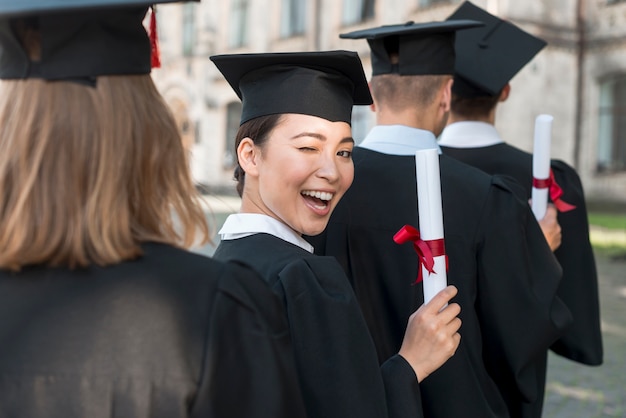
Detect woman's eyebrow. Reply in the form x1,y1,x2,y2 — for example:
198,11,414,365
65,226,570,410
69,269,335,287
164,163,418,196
291,133,355,144
291,132,326,141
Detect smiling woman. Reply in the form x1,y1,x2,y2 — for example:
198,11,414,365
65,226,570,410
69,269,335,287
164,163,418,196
237,113,354,236
210,50,464,418
231,112,355,236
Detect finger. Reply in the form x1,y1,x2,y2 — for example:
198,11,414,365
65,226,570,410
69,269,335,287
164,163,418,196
545,205,558,218
451,332,461,352
438,302,461,324
424,285,457,311
446,317,462,334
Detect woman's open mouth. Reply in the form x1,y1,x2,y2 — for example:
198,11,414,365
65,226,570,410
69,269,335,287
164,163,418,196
301,190,334,211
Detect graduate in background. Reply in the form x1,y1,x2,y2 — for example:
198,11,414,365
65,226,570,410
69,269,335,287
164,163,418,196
0,1,308,417
211,50,462,418
439,3,603,415
308,20,572,418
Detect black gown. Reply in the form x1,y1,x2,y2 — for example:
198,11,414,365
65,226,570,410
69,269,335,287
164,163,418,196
441,142,603,366
0,242,307,418
214,233,423,418
308,148,572,418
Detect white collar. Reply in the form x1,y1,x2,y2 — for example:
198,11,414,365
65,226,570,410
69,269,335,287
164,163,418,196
358,125,442,156
218,213,314,253
438,121,504,148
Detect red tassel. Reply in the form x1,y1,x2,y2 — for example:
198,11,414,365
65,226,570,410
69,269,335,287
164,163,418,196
149,6,161,68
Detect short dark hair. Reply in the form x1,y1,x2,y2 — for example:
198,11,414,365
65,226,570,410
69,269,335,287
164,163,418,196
450,93,501,119
233,114,284,197
370,73,449,110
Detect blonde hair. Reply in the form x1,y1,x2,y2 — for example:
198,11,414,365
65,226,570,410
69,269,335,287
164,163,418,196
0,76,209,270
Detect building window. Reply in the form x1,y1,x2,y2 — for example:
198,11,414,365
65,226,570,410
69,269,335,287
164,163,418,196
224,102,243,169
229,0,249,48
342,0,375,26
281,0,306,37
597,75,626,173
418,0,459,7
182,3,196,56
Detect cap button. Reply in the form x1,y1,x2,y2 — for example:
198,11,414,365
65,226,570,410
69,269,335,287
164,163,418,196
404,21,414,26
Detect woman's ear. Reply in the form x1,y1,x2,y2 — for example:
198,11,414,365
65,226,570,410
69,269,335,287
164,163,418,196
237,137,260,178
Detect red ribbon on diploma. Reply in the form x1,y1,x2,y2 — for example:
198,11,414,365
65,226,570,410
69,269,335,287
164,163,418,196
393,225,447,284
532,169,576,213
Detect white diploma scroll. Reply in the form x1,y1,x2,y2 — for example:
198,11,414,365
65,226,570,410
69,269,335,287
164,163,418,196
531,114,554,220
415,148,447,304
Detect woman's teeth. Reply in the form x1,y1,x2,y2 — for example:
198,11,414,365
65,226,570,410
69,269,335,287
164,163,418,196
302,190,333,201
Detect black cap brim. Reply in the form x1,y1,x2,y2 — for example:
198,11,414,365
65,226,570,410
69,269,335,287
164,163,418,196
340,19,483,76
340,19,483,40
0,0,198,17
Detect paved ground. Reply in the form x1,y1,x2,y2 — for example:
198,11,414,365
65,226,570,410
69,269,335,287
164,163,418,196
197,194,626,417
543,248,626,418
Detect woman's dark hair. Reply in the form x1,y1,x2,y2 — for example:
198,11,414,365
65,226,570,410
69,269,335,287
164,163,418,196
233,114,283,197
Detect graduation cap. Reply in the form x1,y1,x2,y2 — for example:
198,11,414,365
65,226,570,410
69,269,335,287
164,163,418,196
0,0,199,81
448,1,547,97
210,50,373,125
339,20,483,76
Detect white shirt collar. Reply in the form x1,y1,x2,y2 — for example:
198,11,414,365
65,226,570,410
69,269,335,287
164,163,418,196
438,121,504,148
358,125,442,155
218,213,314,253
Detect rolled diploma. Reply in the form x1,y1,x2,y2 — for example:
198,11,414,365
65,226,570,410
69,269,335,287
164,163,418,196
531,114,553,220
415,148,447,304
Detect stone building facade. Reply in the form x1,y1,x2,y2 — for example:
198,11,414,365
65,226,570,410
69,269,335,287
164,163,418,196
151,0,626,203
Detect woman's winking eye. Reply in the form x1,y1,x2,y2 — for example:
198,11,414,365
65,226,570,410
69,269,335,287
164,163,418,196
337,150,352,158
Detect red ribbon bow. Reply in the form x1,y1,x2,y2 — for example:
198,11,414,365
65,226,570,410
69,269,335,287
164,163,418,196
393,225,446,284
532,169,576,212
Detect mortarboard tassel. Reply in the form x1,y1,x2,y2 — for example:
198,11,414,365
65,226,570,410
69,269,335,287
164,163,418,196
149,6,161,68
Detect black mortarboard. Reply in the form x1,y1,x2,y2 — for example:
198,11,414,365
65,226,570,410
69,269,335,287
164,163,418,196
0,0,199,81
210,50,373,125
340,20,483,76
448,1,547,97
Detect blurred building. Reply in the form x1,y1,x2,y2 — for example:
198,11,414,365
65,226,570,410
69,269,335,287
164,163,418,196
151,0,626,203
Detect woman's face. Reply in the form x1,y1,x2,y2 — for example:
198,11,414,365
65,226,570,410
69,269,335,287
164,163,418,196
240,113,354,236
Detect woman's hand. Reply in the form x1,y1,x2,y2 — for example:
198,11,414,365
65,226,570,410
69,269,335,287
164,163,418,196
398,285,462,382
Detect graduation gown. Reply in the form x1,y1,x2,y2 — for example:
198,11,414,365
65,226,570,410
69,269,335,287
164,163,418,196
441,141,603,366
214,233,423,418
0,242,307,418
309,147,572,418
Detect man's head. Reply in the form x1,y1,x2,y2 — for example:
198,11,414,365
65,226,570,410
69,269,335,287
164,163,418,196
340,19,481,134
447,1,546,122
